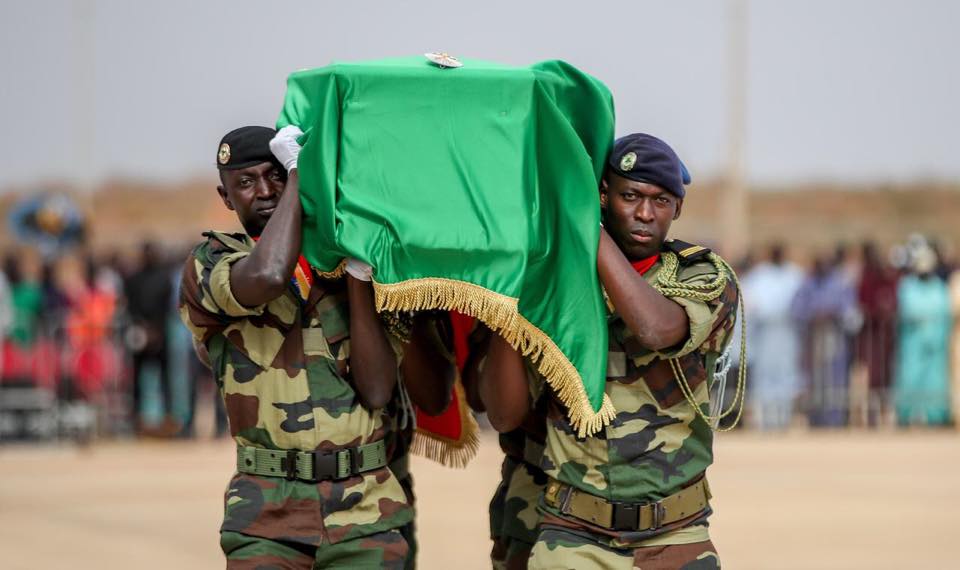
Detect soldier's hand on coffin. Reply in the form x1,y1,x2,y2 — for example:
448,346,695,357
270,125,304,172
345,258,373,282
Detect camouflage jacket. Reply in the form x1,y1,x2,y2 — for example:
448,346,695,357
179,231,412,546
540,252,738,543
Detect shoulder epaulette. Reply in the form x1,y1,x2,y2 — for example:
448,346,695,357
201,230,251,253
663,239,712,264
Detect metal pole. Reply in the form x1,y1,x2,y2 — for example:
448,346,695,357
72,0,96,194
721,0,749,260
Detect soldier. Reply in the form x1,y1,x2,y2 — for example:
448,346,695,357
463,327,548,570
179,126,453,568
387,309,457,570
479,133,740,569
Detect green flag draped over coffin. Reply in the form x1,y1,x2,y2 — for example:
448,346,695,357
276,56,615,436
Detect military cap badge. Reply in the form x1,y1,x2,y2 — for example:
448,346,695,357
424,52,463,68
619,151,637,172
218,143,231,165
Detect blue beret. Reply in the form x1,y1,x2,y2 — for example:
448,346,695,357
607,133,690,198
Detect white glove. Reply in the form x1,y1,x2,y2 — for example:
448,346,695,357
270,125,304,172
345,258,373,282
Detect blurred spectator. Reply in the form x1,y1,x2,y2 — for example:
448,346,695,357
168,248,228,439
168,251,203,439
742,244,803,430
949,266,960,428
66,257,118,345
4,254,43,347
39,260,69,331
792,255,857,427
832,242,860,289
854,242,899,426
96,251,126,298
63,256,121,400
124,242,175,434
0,262,11,330
0,263,11,376
929,239,953,282
894,244,951,426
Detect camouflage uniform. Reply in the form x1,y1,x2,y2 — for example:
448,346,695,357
531,251,738,570
179,231,412,568
489,415,548,570
388,397,417,569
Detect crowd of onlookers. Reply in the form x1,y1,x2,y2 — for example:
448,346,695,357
1,234,958,442
735,235,960,430
0,242,226,441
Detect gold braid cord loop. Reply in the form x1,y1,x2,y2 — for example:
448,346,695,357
655,252,748,432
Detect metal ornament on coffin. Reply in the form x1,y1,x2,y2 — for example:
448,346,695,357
424,52,463,68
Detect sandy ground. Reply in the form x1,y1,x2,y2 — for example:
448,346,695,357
1,430,958,569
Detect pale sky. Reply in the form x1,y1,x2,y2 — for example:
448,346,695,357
1,0,957,190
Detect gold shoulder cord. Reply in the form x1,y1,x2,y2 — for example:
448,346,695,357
655,252,747,432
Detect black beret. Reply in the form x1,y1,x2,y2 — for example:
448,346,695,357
216,126,280,170
607,133,691,198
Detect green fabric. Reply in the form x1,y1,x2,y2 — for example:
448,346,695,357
276,56,615,425
10,283,42,346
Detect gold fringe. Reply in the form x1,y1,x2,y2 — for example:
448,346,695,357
411,380,480,468
314,258,347,280
373,277,616,437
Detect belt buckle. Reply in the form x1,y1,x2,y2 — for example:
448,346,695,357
650,502,665,531
312,451,338,482
612,502,640,531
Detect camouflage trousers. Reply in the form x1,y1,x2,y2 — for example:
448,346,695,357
529,524,720,570
220,529,408,569
490,457,547,570
395,470,417,570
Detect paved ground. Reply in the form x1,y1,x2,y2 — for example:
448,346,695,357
1,430,957,569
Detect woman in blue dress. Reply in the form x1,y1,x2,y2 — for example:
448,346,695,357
895,246,952,425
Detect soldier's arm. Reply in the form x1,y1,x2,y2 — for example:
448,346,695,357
478,330,530,433
597,228,689,350
229,170,302,308
460,326,493,412
347,275,399,410
400,315,456,416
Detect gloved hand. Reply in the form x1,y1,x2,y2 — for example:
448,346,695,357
269,126,304,172
345,258,373,282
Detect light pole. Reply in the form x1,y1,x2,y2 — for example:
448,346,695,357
720,0,750,260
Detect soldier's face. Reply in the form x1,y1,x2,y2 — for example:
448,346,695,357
217,162,286,237
601,172,682,260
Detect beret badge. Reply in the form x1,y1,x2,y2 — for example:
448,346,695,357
619,151,637,172
218,143,231,165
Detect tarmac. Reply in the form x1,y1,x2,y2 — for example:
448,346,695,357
1,429,957,569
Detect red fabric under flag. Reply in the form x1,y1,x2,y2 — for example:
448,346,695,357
410,311,479,467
